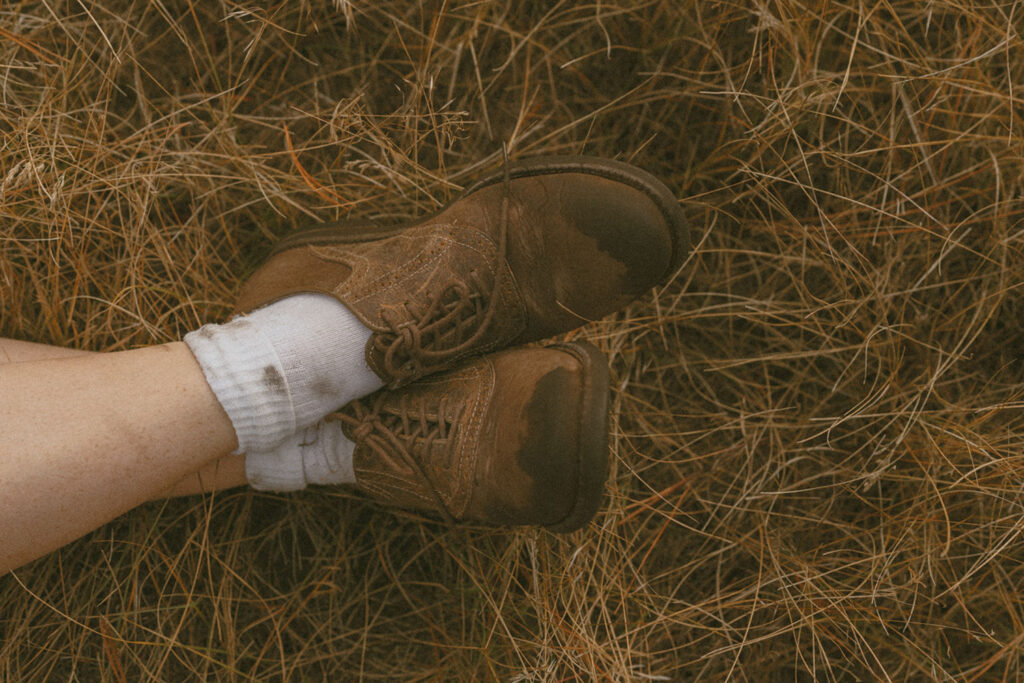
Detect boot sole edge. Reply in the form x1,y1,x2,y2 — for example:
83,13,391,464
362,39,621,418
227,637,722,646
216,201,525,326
271,155,690,284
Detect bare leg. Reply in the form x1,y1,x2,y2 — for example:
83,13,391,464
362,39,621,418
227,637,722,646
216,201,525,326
0,338,248,500
0,342,245,572
159,450,248,497
0,338,90,363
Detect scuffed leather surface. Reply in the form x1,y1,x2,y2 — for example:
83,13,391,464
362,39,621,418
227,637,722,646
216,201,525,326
344,358,496,517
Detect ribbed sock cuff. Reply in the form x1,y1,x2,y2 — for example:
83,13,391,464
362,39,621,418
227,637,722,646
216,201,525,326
248,294,379,430
301,419,357,485
245,421,357,491
245,442,307,491
184,319,296,453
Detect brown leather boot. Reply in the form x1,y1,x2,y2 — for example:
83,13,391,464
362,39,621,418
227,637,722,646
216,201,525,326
332,342,609,532
236,155,687,388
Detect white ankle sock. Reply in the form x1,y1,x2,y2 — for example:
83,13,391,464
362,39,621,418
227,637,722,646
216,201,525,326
184,293,383,453
245,420,357,491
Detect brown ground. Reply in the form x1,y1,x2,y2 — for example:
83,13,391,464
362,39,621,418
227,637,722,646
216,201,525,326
3,1,1024,679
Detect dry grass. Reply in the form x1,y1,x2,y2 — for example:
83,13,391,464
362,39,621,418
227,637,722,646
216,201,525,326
2,0,1024,679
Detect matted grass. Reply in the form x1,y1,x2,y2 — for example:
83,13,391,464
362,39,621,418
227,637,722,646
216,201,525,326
3,0,1024,679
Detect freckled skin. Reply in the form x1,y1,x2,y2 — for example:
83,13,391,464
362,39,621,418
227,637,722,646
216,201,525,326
0,342,239,573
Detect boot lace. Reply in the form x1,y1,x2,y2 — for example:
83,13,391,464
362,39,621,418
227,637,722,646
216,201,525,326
375,161,513,384
337,393,463,523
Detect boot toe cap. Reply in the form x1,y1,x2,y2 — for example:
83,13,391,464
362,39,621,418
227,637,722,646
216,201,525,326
537,172,686,325
472,344,610,531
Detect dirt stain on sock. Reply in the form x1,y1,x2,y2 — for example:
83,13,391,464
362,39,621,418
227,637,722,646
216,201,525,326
310,375,336,402
263,365,287,395
195,326,216,341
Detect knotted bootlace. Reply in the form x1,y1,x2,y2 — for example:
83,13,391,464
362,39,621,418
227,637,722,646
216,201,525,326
375,162,513,385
